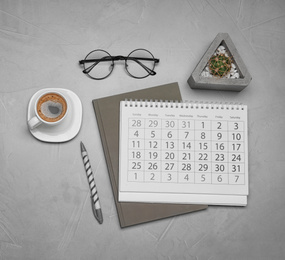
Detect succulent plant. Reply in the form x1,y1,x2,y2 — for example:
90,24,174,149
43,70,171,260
208,53,232,78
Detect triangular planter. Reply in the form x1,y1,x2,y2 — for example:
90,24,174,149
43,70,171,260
188,33,252,91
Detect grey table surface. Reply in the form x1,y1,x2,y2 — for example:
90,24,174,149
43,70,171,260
1,1,285,259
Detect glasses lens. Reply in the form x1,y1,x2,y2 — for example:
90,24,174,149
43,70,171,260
125,49,156,78
83,50,114,80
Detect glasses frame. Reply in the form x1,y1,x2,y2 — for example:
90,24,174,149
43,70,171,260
79,48,159,80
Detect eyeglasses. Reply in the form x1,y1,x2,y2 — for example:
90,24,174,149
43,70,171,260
79,48,159,80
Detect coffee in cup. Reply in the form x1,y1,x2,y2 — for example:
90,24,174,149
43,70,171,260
37,93,67,123
28,90,69,130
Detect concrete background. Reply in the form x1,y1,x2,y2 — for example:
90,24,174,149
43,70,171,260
1,1,285,259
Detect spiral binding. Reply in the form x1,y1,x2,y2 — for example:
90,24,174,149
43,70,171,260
123,99,245,110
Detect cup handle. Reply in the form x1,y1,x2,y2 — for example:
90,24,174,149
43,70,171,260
28,116,42,130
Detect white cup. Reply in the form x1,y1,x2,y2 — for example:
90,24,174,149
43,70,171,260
28,90,69,130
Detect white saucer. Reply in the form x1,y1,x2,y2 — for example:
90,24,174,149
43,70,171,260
27,88,82,143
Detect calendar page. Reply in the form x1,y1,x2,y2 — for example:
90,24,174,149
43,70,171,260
119,100,248,206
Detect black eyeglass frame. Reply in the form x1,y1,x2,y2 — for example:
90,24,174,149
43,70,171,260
79,48,159,80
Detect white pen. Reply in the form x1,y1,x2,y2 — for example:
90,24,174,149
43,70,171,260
80,141,103,224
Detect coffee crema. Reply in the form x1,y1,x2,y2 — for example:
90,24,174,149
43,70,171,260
37,93,67,122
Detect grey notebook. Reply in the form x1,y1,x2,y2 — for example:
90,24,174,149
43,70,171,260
93,82,207,227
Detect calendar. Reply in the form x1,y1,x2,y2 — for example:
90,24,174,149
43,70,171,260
119,100,248,206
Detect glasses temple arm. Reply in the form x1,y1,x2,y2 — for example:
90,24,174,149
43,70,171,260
129,59,157,76
127,57,159,63
82,61,102,74
79,57,112,64
81,56,114,74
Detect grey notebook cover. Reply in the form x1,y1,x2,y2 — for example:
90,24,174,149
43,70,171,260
92,82,207,228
